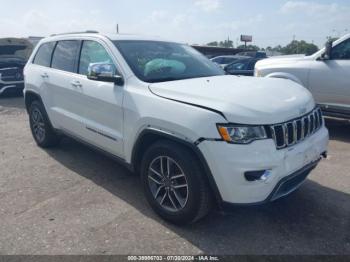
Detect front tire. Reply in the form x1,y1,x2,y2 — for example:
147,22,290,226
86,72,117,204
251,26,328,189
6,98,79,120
141,140,212,224
29,100,60,148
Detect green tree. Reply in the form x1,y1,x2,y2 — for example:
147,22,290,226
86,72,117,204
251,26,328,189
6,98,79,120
237,44,260,51
281,40,318,55
326,37,339,43
219,39,233,48
207,41,219,47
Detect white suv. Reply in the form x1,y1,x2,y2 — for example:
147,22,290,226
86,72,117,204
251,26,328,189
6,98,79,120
255,34,350,119
24,32,329,224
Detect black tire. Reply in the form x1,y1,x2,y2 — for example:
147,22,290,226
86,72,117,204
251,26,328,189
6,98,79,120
141,140,212,224
29,100,60,148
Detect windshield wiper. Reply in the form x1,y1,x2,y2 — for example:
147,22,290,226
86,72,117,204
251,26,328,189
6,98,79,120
147,77,182,83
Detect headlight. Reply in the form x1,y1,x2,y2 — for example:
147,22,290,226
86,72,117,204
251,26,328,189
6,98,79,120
217,125,267,144
254,68,261,77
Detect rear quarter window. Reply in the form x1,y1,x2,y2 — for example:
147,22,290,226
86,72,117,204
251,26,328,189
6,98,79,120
33,42,56,67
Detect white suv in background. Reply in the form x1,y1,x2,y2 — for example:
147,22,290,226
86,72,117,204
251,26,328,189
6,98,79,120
255,34,350,119
24,32,329,224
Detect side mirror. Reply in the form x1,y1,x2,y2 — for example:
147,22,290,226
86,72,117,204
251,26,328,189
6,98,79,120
321,41,333,60
87,63,124,86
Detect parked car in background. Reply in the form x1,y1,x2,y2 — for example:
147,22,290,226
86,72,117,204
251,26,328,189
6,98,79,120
255,34,350,119
24,32,328,224
210,55,247,68
236,51,267,59
0,38,33,96
224,57,263,76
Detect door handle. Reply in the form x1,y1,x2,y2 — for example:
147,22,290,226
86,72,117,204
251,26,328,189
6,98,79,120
71,80,82,88
41,73,49,78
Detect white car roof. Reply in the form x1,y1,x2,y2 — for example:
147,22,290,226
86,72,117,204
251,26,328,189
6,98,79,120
39,32,178,44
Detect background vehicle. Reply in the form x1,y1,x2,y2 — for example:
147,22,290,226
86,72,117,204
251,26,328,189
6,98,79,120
0,38,33,96
210,55,247,68
255,34,350,119
24,32,328,224
224,57,263,76
236,51,267,59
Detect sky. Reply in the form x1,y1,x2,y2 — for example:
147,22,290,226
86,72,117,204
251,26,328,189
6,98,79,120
0,0,349,48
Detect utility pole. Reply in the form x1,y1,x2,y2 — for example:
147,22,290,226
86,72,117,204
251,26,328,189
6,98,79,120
116,24,119,34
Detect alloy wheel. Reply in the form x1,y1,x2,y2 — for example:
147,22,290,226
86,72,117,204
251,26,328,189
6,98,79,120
147,156,189,212
31,108,46,143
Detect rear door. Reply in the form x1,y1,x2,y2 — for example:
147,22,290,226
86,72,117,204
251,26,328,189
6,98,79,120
45,40,92,139
309,38,350,112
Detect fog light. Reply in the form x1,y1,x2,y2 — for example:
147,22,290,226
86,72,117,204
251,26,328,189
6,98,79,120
245,170,272,182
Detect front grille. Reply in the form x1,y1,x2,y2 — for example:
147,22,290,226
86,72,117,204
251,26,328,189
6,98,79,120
270,108,323,149
0,67,23,82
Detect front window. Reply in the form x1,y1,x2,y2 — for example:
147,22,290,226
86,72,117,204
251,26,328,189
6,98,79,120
332,39,350,60
113,40,224,83
79,41,115,75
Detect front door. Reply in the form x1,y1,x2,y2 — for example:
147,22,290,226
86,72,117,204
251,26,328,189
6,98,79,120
73,40,124,158
309,38,350,112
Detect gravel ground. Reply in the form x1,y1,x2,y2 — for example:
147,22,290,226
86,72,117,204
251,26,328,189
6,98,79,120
0,96,349,255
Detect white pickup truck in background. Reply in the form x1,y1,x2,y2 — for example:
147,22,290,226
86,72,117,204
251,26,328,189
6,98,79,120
255,34,350,119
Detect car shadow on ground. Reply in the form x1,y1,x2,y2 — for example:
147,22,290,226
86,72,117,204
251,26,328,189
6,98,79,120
45,135,350,254
0,96,25,110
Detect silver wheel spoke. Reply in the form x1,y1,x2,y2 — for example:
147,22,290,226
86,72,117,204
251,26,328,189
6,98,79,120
160,191,167,205
148,175,162,185
160,157,164,175
173,184,188,189
172,188,185,208
168,191,177,210
154,185,165,199
171,173,185,180
149,167,163,179
166,157,171,177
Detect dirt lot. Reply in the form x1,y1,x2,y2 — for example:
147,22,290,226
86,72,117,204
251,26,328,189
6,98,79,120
0,96,349,255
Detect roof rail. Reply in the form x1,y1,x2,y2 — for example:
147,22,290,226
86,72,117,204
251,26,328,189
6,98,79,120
50,30,99,37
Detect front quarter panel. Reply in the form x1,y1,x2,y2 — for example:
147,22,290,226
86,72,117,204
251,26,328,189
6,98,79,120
123,77,226,163
256,59,313,89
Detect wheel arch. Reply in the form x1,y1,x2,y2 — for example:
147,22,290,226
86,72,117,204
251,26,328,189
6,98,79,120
24,90,43,113
24,90,56,131
265,72,304,86
131,128,223,204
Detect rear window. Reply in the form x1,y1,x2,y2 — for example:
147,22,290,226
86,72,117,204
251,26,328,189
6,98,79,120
33,42,56,67
51,40,80,73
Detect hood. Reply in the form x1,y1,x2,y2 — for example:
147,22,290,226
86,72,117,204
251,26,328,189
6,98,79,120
149,75,315,124
256,54,314,67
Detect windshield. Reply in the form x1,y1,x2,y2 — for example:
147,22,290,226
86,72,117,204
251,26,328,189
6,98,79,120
113,40,224,83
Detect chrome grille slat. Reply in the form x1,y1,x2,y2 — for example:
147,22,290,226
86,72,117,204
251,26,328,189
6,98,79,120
293,121,297,144
270,108,323,150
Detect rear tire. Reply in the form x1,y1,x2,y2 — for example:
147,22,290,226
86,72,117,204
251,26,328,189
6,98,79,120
29,100,60,148
141,140,212,224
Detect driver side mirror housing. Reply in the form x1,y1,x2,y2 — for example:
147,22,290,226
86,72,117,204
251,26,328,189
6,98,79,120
87,63,124,86
321,41,333,60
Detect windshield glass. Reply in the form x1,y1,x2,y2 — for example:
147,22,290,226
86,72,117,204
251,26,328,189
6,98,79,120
113,40,224,83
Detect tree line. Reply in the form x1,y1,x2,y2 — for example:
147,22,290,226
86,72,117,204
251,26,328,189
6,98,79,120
206,39,320,56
